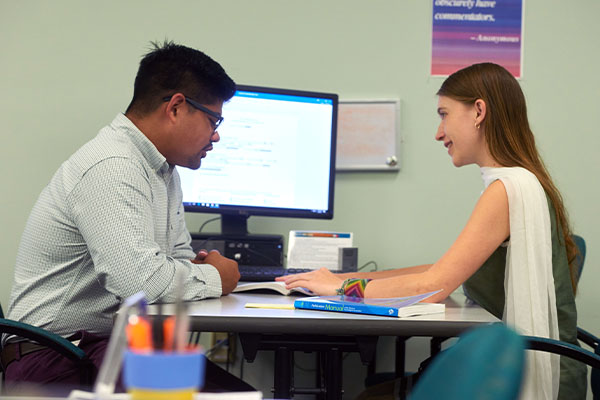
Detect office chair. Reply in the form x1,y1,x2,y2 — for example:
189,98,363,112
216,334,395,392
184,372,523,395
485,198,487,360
407,324,600,400
573,234,586,281
0,302,94,389
409,323,525,400
427,234,600,398
570,234,600,398
475,235,599,399
577,326,600,398
570,235,598,356
523,334,600,398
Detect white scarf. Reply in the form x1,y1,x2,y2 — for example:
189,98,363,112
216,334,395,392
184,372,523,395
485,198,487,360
480,167,560,400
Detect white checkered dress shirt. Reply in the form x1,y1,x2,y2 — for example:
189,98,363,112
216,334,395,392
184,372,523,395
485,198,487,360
4,114,221,341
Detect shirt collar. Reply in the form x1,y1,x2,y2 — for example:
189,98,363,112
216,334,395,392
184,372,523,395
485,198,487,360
110,113,170,173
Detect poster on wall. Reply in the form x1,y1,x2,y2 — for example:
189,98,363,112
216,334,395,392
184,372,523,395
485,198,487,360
431,0,524,78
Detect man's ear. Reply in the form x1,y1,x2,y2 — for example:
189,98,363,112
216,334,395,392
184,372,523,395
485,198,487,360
474,99,487,127
164,93,186,122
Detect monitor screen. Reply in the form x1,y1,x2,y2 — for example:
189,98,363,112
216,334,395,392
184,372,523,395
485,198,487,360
178,85,338,235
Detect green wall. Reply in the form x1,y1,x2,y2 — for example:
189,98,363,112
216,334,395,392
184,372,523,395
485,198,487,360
2,0,599,395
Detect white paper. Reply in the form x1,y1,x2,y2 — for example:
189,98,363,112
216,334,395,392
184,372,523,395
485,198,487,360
287,231,353,270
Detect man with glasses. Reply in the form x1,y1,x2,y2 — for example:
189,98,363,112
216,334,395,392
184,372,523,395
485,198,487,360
2,41,251,392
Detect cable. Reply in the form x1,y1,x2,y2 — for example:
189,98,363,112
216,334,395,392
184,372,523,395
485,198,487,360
358,260,378,272
226,332,234,372
205,337,229,359
198,216,221,233
240,356,244,380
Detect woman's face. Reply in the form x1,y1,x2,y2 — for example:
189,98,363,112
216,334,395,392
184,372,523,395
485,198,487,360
435,96,487,167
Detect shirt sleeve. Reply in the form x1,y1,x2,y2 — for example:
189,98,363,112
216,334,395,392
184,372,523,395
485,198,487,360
67,157,222,303
168,176,198,261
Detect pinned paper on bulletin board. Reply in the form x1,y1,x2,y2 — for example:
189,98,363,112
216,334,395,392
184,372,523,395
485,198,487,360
336,100,400,172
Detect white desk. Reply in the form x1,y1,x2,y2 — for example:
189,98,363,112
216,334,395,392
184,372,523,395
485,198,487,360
148,292,498,399
152,291,497,336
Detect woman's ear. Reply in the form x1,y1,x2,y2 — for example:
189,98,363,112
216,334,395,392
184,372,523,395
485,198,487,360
474,99,487,128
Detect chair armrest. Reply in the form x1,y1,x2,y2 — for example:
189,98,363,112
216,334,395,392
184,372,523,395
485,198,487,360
577,327,600,353
523,335,600,369
0,318,86,362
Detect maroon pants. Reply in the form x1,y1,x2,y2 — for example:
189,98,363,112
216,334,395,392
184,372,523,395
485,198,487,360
4,331,254,395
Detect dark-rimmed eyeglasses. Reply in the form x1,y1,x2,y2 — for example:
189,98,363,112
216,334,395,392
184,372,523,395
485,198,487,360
162,95,224,132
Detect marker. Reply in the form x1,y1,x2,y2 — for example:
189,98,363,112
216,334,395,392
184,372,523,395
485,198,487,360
126,314,152,352
163,315,175,351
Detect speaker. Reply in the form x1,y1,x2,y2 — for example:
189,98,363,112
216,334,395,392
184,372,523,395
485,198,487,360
338,247,358,272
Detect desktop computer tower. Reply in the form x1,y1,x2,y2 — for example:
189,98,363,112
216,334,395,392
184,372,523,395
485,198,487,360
190,233,284,267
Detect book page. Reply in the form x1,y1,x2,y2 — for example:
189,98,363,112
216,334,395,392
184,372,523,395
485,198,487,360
233,281,312,296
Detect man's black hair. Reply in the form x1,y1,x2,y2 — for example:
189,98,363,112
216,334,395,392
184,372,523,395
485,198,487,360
126,40,236,115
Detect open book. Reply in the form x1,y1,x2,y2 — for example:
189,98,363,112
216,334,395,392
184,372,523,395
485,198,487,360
233,281,313,296
293,290,445,318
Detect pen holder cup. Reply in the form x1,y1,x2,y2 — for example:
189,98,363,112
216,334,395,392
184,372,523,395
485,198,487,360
123,350,206,400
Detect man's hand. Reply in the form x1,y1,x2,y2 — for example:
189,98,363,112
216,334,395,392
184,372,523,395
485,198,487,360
192,249,240,295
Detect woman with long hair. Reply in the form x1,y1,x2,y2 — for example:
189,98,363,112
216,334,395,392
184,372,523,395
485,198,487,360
278,63,586,398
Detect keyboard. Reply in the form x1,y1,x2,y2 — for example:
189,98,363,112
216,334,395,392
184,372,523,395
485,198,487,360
238,265,314,282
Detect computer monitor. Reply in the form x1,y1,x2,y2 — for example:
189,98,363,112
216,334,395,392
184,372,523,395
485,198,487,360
178,85,338,236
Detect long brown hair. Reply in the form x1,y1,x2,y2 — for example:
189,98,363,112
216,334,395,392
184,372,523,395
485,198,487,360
437,63,578,293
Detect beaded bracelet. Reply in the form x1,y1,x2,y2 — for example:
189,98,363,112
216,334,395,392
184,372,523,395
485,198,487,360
336,278,372,298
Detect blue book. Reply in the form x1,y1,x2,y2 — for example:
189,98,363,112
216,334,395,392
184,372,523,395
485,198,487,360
293,290,444,318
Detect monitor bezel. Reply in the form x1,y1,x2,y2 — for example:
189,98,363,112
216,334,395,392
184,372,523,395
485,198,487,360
181,84,338,224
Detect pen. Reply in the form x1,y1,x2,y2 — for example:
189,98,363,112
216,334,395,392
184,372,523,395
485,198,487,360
152,303,164,351
94,291,147,397
172,269,189,352
245,303,295,310
174,303,189,352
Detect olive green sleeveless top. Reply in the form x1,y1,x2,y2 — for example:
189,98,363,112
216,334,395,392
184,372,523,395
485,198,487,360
463,200,587,399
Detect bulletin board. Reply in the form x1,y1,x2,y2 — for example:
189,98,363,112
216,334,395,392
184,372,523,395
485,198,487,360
335,100,400,172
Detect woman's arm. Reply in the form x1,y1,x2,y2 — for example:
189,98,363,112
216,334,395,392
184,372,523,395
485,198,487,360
277,180,510,302
334,264,433,280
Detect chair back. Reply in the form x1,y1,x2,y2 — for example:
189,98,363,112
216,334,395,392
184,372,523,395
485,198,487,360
409,324,524,400
572,234,586,282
